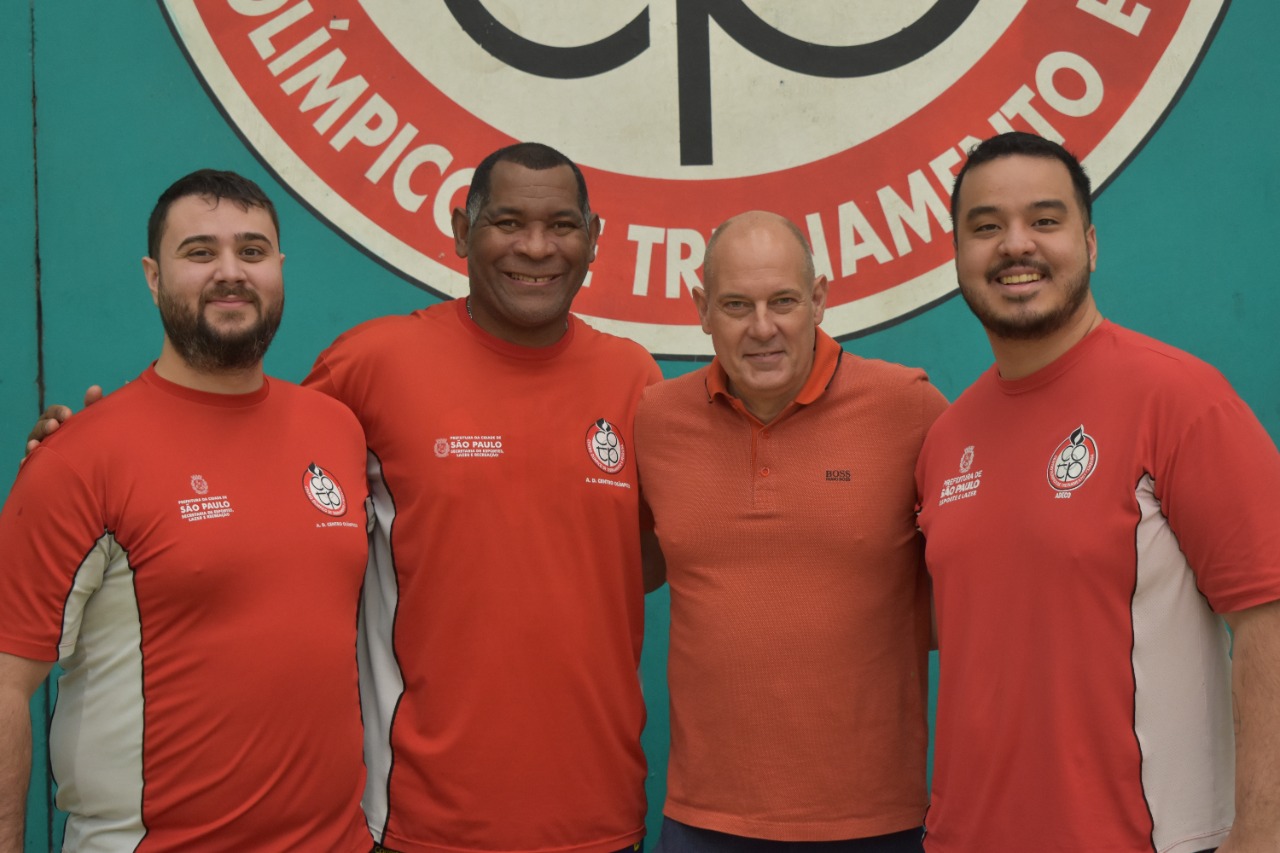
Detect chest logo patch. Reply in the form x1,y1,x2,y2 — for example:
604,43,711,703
178,474,234,522
1047,425,1099,493
304,462,348,516
586,418,627,475
938,446,982,507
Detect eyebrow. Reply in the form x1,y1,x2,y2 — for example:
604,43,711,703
964,199,1069,222
716,287,804,302
174,232,274,250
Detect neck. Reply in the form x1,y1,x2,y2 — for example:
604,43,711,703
154,342,266,394
730,383,791,425
988,302,1104,381
465,296,569,348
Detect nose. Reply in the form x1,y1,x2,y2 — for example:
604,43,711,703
213,249,247,282
999,222,1036,257
515,224,554,259
746,305,776,340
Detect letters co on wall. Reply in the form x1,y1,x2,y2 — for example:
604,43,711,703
165,0,1223,357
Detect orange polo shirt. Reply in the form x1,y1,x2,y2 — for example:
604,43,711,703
636,330,947,841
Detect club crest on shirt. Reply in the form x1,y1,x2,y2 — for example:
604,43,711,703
958,445,975,474
1046,425,1099,494
586,418,627,475
303,462,348,516
190,474,209,495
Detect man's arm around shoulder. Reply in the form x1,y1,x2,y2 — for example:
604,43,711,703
0,653,54,853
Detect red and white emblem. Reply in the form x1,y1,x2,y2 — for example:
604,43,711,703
958,445,975,475
190,474,209,495
1047,425,1099,493
586,418,626,475
303,461,348,516
163,1,1225,356
434,438,451,458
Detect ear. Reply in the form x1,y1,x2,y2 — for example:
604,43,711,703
1086,224,1098,272
142,257,161,306
587,213,602,263
691,286,712,335
811,274,829,325
451,207,471,259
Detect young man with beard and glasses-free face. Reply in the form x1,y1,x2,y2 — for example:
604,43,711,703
915,132,1280,853
26,144,661,853
0,170,372,853
635,211,946,853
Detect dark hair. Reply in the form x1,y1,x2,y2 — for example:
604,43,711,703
465,142,591,224
147,169,279,258
950,132,1092,238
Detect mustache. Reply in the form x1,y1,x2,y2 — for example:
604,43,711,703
201,286,259,303
988,259,1050,278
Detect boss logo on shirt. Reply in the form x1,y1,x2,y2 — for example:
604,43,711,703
1046,425,1099,497
303,462,348,516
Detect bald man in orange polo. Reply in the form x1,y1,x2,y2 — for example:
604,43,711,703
635,211,947,853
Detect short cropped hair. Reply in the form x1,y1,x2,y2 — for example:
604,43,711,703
465,142,591,225
950,132,1093,239
147,169,278,258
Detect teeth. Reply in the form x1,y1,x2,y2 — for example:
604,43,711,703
510,273,554,283
999,273,1042,285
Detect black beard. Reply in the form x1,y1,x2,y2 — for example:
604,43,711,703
960,265,1091,342
156,283,283,372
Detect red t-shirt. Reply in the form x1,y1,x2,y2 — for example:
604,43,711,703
0,368,371,852
306,300,661,853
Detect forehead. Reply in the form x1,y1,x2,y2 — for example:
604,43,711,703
707,223,809,295
482,162,581,215
160,194,277,246
957,154,1082,216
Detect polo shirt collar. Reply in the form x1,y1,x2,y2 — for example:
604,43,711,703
705,328,842,420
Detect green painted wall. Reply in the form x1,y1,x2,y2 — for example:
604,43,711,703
3,2,1276,850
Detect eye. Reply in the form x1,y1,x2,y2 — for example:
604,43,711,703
772,296,799,308
492,218,521,232
185,247,215,260
1033,217,1060,228
240,245,268,259
550,220,581,234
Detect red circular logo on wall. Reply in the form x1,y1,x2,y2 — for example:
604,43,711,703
163,0,1225,357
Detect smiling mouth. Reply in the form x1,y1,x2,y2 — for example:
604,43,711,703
997,273,1044,285
507,273,557,284
205,299,254,310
